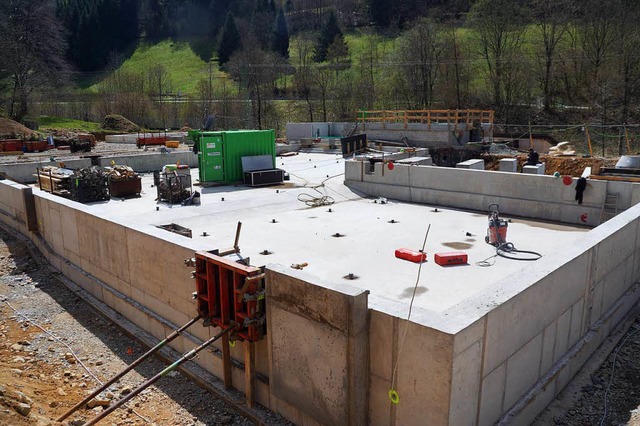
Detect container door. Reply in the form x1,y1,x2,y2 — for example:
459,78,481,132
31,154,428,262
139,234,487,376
201,136,225,182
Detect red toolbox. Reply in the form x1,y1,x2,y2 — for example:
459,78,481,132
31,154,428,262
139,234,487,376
434,252,468,266
395,248,427,263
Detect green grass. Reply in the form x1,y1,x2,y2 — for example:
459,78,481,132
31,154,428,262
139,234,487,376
86,40,229,96
38,116,102,132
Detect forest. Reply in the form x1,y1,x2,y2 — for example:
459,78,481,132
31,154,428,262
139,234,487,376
1,0,640,134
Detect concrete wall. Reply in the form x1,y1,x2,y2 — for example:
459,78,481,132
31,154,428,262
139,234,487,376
345,161,640,227
443,203,640,425
266,266,369,425
0,151,197,183
0,159,92,183
97,151,198,171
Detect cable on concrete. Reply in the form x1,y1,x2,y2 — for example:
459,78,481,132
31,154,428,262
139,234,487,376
389,223,431,403
3,300,151,424
599,323,640,426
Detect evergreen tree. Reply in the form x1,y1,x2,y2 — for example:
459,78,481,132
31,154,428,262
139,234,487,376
272,8,290,58
315,10,342,62
217,13,241,65
369,0,392,27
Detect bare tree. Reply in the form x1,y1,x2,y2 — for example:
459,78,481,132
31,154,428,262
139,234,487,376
395,18,446,109
0,0,69,121
292,34,317,121
468,0,530,122
533,0,574,111
614,2,640,122
227,37,280,129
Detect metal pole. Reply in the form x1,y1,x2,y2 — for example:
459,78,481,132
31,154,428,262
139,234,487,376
84,325,235,426
234,221,242,253
57,315,201,422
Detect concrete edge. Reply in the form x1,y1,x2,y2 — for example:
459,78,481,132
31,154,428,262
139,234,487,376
0,221,276,425
498,283,640,425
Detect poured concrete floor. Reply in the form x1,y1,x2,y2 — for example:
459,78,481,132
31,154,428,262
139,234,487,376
67,153,589,315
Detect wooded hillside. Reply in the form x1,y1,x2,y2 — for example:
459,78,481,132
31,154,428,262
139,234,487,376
1,0,639,136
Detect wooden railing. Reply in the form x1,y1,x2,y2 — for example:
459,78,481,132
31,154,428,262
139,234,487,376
356,109,494,129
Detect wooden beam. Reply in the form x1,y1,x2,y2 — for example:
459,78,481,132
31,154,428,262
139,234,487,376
244,341,255,408
222,334,233,389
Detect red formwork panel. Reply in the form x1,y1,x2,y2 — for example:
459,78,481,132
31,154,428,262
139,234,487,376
194,251,266,342
136,136,167,147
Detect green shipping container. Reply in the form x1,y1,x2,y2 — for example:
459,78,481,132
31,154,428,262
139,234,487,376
198,130,276,184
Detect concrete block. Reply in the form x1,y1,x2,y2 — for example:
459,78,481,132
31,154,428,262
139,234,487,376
267,267,369,426
479,363,506,426
568,298,585,347
454,317,485,356
270,307,347,425
449,340,483,426
370,311,393,379
396,156,433,166
369,374,392,426
456,159,485,170
553,309,572,364
523,163,545,174
540,322,557,374
504,333,543,409
394,321,453,426
499,158,518,172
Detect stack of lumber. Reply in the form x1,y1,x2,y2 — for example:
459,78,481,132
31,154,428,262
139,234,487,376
36,166,74,196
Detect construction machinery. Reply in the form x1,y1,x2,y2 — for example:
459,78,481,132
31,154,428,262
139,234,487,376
485,203,508,246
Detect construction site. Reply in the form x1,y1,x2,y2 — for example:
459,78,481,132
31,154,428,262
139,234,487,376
2,109,640,425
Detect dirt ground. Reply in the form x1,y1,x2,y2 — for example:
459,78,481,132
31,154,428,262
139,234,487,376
533,318,640,426
0,118,38,140
483,154,619,177
0,226,287,426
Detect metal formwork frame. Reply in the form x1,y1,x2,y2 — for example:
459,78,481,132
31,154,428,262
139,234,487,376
194,251,266,342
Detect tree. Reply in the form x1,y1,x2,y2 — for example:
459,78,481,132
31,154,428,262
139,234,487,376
293,34,317,121
615,2,640,122
218,13,242,66
395,18,445,109
227,38,280,129
1,0,69,121
533,0,573,111
369,0,392,28
468,0,531,122
315,10,343,62
272,8,290,58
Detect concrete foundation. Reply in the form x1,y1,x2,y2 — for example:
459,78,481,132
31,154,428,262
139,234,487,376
456,159,485,170
1,153,640,425
0,151,197,183
499,158,518,172
524,163,546,175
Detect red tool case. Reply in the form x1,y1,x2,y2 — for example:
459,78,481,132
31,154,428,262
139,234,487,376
395,248,427,263
434,252,468,266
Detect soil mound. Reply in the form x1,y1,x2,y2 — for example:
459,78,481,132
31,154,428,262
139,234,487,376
0,118,38,139
101,114,140,132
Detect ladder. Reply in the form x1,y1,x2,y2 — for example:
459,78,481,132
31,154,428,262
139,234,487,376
600,193,619,223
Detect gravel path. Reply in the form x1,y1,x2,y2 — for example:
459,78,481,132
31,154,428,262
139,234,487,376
0,225,285,426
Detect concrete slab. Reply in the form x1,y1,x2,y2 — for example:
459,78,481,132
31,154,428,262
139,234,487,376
456,159,485,170
499,158,518,172
52,152,588,323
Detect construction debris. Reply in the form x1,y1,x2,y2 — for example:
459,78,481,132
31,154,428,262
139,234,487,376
156,172,192,204
101,114,140,133
106,165,142,198
69,167,109,203
548,141,576,156
36,166,74,196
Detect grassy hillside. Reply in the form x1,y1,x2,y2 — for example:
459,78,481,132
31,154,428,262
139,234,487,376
86,40,228,96
38,116,102,132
